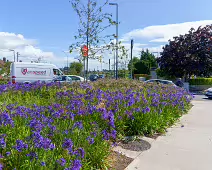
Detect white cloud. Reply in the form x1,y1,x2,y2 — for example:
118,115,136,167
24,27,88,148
0,32,66,66
122,20,212,43
3,20,209,71
0,32,36,49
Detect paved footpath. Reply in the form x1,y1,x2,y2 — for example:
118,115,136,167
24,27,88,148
126,100,212,170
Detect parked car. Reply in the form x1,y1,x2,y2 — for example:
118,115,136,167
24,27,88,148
145,79,177,86
89,74,99,81
98,74,105,79
204,88,212,99
52,75,72,84
10,62,63,84
66,75,85,82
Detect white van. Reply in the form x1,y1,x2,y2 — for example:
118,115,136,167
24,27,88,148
10,62,63,84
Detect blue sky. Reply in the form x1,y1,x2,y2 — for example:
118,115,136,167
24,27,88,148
0,0,212,69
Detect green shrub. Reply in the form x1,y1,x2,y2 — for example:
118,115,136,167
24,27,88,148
0,78,9,85
189,78,212,85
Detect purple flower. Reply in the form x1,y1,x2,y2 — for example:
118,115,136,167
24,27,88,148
90,132,97,137
0,138,6,148
26,152,38,161
110,130,117,139
73,121,83,130
73,148,85,159
142,107,151,114
102,130,110,141
71,159,82,170
0,163,3,170
6,152,11,156
56,158,66,166
62,138,73,149
0,111,14,127
32,132,55,150
29,119,44,132
86,136,95,145
41,162,46,166
14,140,28,152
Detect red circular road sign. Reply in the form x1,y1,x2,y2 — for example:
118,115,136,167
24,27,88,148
82,45,88,57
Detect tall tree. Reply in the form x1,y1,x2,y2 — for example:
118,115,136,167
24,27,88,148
69,0,115,80
158,24,212,79
140,49,157,68
128,57,140,72
69,0,114,58
70,62,83,75
128,49,157,75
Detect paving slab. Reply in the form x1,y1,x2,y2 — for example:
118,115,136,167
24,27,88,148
126,100,212,170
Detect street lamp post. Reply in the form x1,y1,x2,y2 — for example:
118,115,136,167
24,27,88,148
109,2,118,80
9,49,16,62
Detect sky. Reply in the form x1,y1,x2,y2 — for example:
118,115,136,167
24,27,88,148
0,0,212,70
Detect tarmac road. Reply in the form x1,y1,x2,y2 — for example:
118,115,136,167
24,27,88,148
193,95,212,101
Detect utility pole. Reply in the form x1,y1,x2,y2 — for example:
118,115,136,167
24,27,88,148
115,4,118,80
17,52,20,62
86,0,90,82
131,39,134,79
114,49,115,78
109,59,110,72
109,3,119,80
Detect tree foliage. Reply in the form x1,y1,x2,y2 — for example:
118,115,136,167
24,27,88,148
69,0,114,59
0,61,11,78
128,49,157,75
158,24,212,78
70,62,83,75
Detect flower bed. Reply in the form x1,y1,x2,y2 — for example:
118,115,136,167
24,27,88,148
0,80,192,169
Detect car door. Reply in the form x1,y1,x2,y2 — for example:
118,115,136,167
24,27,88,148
70,76,81,82
53,77,62,82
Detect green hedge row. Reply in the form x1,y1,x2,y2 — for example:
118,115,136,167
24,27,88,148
189,78,212,85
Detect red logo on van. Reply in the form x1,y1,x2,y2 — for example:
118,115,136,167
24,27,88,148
21,68,28,75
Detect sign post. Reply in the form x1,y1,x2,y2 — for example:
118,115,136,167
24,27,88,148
81,45,88,81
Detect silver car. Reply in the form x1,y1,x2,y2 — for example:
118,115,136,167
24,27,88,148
205,88,212,99
145,79,177,86
52,76,72,84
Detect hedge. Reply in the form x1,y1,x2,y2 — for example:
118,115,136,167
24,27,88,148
189,78,212,85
